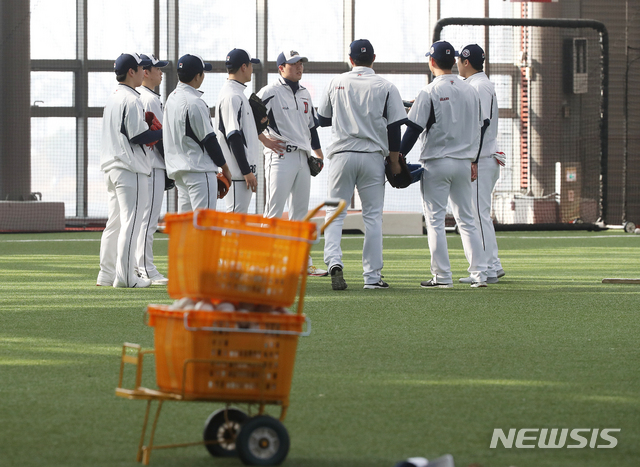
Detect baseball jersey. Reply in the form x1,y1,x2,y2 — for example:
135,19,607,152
465,72,499,158
215,79,260,180
407,74,483,161
163,81,218,178
256,77,318,153
317,66,407,159
138,86,166,169
100,84,152,175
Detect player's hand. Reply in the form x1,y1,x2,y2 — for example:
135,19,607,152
494,151,506,167
471,162,478,181
261,135,286,155
221,164,232,186
388,152,401,175
244,172,258,193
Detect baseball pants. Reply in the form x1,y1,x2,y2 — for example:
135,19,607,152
174,171,218,213
421,157,487,284
97,168,149,287
264,149,310,221
323,152,385,284
136,168,165,279
467,156,503,278
225,180,253,214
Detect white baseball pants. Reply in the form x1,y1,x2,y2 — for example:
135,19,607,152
421,157,487,284
264,149,310,221
225,180,253,214
323,152,385,284
136,168,165,279
174,171,218,213
97,168,149,287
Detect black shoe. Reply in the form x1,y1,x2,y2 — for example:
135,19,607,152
420,278,453,288
330,265,347,290
363,280,389,289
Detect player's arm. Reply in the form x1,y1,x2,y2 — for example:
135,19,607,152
399,90,433,156
127,100,162,146
316,83,333,127
258,133,285,155
130,129,162,145
228,132,257,191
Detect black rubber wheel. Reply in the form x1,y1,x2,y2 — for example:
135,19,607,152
203,407,249,457
236,415,290,466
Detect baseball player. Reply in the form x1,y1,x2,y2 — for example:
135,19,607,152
457,44,506,284
256,49,327,277
215,48,261,213
399,41,488,288
163,54,232,213
135,53,170,285
97,53,159,288
317,39,407,290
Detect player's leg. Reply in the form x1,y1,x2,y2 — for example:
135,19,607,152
113,169,151,288
97,170,120,286
421,158,453,285
477,157,503,277
287,151,311,222
136,168,167,284
264,150,296,219
355,154,386,286
225,181,253,213
184,172,218,211
449,159,487,285
173,172,193,213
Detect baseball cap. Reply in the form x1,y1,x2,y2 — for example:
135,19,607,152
177,54,212,75
458,44,485,69
425,41,457,61
114,53,153,74
140,53,169,68
277,50,308,67
225,48,260,69
349,39,374,62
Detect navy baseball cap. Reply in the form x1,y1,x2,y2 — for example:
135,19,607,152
277,50,308,67
178,54,212,74
114,53,152,74
425,41,457,61
225,48,260,69
140,53,169,68
459,44,485,69
349,39,374,62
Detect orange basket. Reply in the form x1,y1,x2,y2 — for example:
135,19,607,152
164,209,318,307
147,305,308,402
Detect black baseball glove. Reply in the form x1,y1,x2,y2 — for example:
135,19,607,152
248,93,269,134
308,156,324,177
385,153,412,188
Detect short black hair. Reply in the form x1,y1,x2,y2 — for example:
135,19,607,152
353,58,373,67
434,56,455,70
178,70,202,83
116,64,139,82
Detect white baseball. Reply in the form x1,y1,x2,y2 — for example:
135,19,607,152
170,297,196,310
195,300,214,311
216,302,236,312
634,228,640,235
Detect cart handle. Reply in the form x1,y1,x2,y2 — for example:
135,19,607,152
193,210,321,244
303,198,347,234
183,312,311,337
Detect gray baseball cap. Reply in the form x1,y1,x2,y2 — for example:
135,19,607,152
277,50,308,67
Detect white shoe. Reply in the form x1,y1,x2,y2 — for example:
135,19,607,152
471,281,487,288
458,276,473,284
487,276,499,284
496,268,506,278
113,277,151,288
308,265,328,277
96,280,113,286
148,274,169,285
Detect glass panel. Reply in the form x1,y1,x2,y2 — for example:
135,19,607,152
441,0,484,18
31,72,74,107
89,73,119,108
493,74,513,110
268,0,343,62
31,118,76,217
31,0,76,59
490,0,518,18
88,0,154,59
179,0,256,60
88,118,107,218
355,0,430,63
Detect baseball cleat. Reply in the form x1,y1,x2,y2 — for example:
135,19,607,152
458,276,473,284
487,276,499,284
471,281,488,288
148,274,169,285
363,280,389,289
308,265,328,277
113,277,152,288
96,281,112,287
330,266,347,290
420,279,453,288
496,268,506,278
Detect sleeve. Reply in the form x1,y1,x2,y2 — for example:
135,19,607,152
219,94,244,139
188,99,215,142
316,81,333,119
406,89,432,130
384,84,409,126
477,83,493,122
126,99,149,140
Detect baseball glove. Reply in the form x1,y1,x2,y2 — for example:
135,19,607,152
144,112,162,131
308,156,324,177
217,173,230,199
164,173,175,191
385,153,412,189
248,93,269,134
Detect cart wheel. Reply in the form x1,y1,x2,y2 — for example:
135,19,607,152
203,407,249,457
236,415,290,466
624,221,636,233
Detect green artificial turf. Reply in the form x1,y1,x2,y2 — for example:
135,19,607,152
0,231,638,467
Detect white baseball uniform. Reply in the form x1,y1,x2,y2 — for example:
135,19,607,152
257,76,318,221
464,71,504,279
164,81,220,213
318,66,407,285
215,79,259,213
97,83,151,288
136,85,166,280
406,74,487,284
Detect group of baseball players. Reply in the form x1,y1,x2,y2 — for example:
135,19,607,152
96,38,505,290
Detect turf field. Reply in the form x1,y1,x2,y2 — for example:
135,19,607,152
0,230,638,467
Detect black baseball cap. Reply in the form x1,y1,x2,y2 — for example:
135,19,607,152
140,53,169,68
177,54,212,75
459,44,485,69
114,53,153,74
425,41,457,61
277,50,308,67
349,39,374,62
225,48,260,69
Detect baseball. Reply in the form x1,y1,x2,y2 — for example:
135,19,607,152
194,300,214,311
170,297,195,310
634,228,640,235
216,302,236,312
